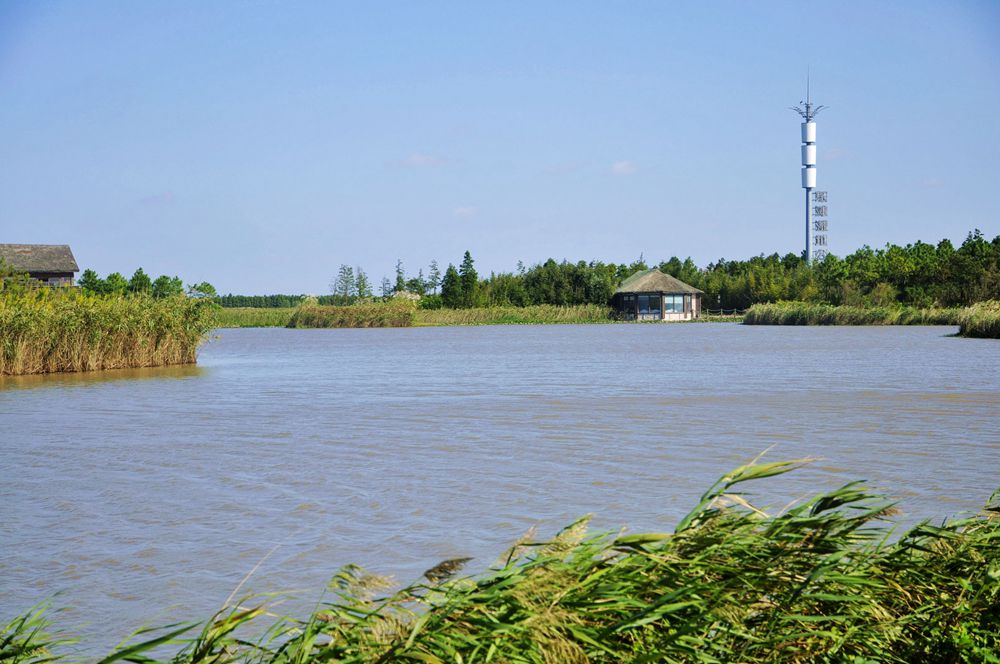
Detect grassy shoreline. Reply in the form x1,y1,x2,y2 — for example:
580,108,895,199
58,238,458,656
0,291,214,375
211,301,999,338
7,458,998,662
744,301,962,326
213,304,745,328
957,300,1000,338
212,306,297,328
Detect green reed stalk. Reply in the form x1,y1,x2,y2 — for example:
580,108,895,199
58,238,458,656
957,300,1000,338
415,304,613,326
743,301,965,326
0,290,214,376
287,300,417,328
212,307,296,328
6,458,998,662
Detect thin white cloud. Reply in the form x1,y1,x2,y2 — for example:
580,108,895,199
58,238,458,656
611,160,638,175
454,206,477,218
919,178,944,189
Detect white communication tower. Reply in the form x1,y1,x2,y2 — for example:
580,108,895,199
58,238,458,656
791,78,828,262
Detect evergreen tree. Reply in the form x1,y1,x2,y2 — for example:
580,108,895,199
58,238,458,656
459,251,479,308
187,281,217,298
394,259,406,292
128,268,152,294
440,264,462,308
333,264,356,300
152,275,184,298
406,268,427,295
380,277,393,298
356,267,372,299
77,269,104,294
104,272,129,295
428,260,441,294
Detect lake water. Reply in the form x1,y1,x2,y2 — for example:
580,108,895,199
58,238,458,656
1,324,998,651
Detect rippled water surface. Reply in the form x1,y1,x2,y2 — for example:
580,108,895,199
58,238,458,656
2,324,998,650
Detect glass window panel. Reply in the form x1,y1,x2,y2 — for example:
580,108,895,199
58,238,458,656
638,295,650,314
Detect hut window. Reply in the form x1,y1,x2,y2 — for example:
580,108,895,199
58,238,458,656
664,295,683,312
638,295,660,315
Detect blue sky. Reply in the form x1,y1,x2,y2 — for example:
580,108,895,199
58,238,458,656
1,1,998,293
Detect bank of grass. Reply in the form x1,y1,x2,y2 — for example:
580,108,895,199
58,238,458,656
416,304,613,326
744,301,963,326
957,300,1000,338
287,300,416,328
212,307,296,328
5,458,998,662
0,290,213,375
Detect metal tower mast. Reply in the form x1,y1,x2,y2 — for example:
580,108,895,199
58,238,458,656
791,77,826,263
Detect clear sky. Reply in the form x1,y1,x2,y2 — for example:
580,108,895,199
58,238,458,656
2,1,998,294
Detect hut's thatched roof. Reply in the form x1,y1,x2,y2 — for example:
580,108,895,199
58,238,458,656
614,268,702,294
0,244,79,273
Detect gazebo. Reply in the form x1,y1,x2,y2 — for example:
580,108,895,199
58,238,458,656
613,268,702,321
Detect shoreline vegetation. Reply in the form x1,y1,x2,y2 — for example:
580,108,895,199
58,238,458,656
7,459,998,662
743,301,964,326
212,300,1000,338
212,303,746,329
0,290,214,376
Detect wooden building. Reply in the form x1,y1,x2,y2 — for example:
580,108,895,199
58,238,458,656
613,268,703,321
0,244,79,286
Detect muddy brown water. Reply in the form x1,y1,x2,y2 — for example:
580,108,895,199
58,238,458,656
2,324,998,652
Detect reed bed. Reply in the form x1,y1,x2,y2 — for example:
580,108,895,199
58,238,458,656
744,301,963,326
5,458,998,663
212,307,296,328
287,301,416,328
0,291,213,375
957,300,1000,338
416,304,613,326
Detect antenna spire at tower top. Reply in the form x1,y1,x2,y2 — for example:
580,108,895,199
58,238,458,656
790,71,826,121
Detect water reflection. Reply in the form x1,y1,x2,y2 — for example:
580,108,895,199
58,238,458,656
0,364,204,392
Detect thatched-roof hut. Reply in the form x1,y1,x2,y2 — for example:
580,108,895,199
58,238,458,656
0,244,79,286
613,268,702,321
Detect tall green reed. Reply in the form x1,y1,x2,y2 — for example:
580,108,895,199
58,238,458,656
744,301,964,326
5,458,998,662
0,290,214,375
957,300,1000,338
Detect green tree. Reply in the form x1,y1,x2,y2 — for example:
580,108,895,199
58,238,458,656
458,251,479,308
152,275,184,298
104,272,129,295
356,267,372,299
406,268,427,295
440,264,462,308
77,269,104,294
428,260,441,294
129,268,152,294
380,277,393,298
187,281,217,298
394,259,406,293
332,265,356,301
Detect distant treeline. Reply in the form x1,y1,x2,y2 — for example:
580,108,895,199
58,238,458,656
223,229,1000,311
75,268,217,299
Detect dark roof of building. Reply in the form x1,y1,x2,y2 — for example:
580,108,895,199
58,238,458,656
0,244,79,273
614,268,703,294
